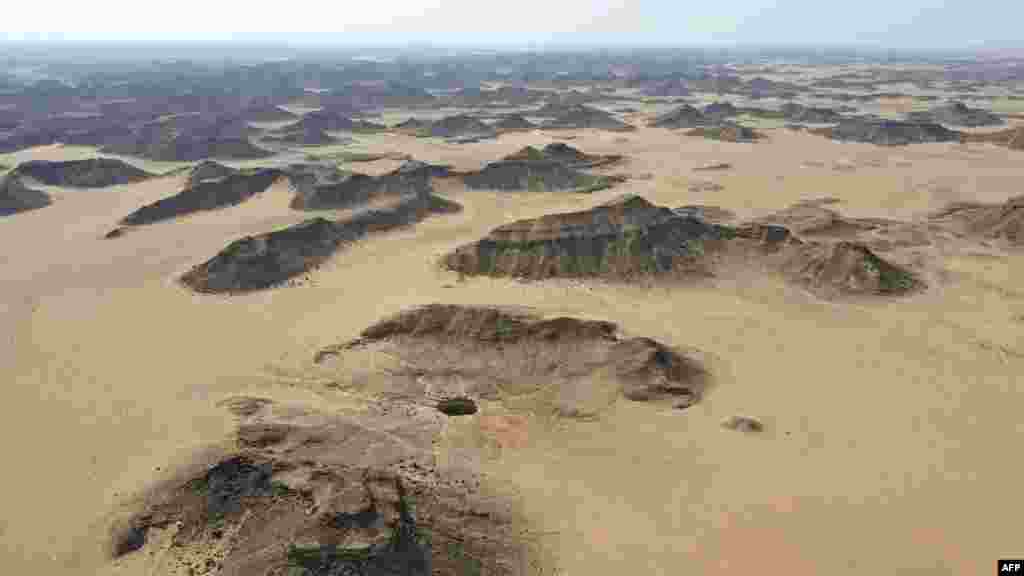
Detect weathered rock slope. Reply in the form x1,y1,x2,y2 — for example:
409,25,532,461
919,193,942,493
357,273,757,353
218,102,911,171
120,168,283,226
12,158,154,188
0,172,51,215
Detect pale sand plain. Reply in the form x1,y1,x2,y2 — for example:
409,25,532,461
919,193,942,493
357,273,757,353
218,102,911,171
1,127,1023,575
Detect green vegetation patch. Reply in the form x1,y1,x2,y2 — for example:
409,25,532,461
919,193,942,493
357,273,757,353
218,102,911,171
862,251,918,294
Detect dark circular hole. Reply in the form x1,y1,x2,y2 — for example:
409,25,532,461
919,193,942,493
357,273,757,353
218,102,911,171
436,397,478,416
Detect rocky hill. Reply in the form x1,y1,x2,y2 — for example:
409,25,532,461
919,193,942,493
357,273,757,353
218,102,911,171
685,123,762,142
119,168,283,226
443,195,921,296
423,114,495,138
462,159,621,193
540,104,635,132
648,105,708,129
906,101,1003,127
492,114,536,131
813,118,962,145
12,158,154,188
186,160,237,186
929,195,1024,246
288,161,439,211
0,173,51,216
110,396,532,576
181,192,461,293
502,143,622,169
964,126,1024,150
330,304,710,413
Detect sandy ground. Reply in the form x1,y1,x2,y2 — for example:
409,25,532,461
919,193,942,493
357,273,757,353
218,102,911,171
2,128,1023,575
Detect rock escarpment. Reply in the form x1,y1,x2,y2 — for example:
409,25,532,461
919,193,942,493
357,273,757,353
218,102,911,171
814,118,962,145
906,101,1003,127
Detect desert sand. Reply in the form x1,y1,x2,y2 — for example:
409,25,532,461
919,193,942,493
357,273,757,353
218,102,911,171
2,125,1023,575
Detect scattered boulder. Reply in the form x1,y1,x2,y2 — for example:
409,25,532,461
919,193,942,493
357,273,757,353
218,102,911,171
721,415,763,433
12,158,153,188
906,101,1003,127
436,397,478,416
813,118,962,146
0,172,51,216
119,168,283,226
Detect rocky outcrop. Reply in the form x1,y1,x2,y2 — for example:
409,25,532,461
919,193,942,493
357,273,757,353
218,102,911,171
262,124,339,146
929,195,1024,246
814,118,962,146
280,110,383,134
640,78,691,97
443,194,921,297
237,102,298,123
462,160,621,193
701,101,739,123
502,143,622,169
12,158,153,188
327,304,710,414
906,101,1003,127
964,126,1024,150
684,123,762,142
541,105,635,132
110,398,534,575
187,160,237,186
119,168,283,226
181,193,461,293
648,105,708,129
443,195,729,278
288,162,437,211
778,103,842,124
102,114,273,161
492,114,536,131
0,173,51,216
423,114,495,138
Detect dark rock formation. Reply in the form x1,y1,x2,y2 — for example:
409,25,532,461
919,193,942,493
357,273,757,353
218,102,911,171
906,101,1003,127
102,114,273,161
542,105,634,132
187,160,237,186
778,103,842,124
111,398,532,575
181,192,460,293
814,118,962,146
701,101,739,122
12,158,153,188
648,105,708,129
288,162,438,211
280,110,383,134
119,168,283,226
462,159,620,193
443,194,921,296
237,102,298,123
492,114,536,131
684,123,762,142
502,143,621,169
424,114,495,138
640,78,691,97
0,173,51,216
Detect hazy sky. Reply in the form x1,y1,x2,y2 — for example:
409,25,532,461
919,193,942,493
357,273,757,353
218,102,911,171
3,0,1022,49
